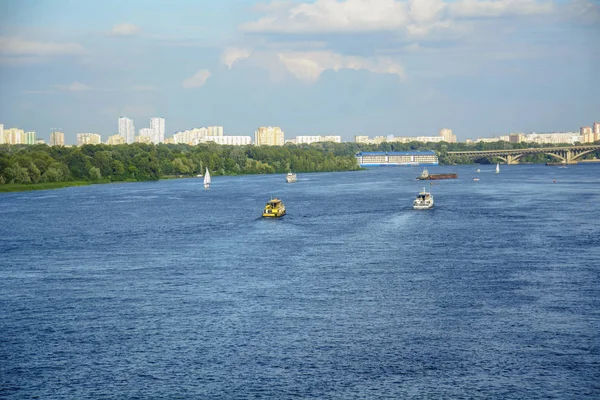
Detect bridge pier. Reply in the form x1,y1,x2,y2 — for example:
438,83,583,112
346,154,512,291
506,155,521,165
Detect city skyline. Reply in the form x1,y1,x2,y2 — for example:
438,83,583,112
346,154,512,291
0,0,598,144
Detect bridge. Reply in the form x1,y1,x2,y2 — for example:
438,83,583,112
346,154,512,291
447,145,600,164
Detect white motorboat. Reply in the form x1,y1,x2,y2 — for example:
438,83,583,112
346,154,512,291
413,187,434,210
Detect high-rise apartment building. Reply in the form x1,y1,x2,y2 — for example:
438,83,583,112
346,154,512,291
593,122,600,142
24,131,36,145
440,128,457,143
77,133,102,146
150,117,165,144
50,131,65,146
3,128,24,144
255,126,284,146
580,126,593,143
118,117,135,144
207,126,224,137
0,124,4,144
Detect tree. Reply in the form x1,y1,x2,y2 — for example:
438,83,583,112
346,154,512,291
88,166,102,181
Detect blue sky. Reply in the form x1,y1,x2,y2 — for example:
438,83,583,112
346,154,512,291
0,0,598,144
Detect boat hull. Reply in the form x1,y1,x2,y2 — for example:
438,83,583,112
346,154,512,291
417,173,458,180
413,204,434,210
262,210,286,218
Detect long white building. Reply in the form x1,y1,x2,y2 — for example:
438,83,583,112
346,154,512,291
77,133,102,146
296,135,342,144
201,136,252,146
118,117,135,144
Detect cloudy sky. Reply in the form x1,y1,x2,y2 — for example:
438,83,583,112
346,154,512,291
0,0,598,143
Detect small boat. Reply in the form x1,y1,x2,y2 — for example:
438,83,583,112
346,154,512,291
196,173,203,178
473,177,480,181
413,187,434,210
203,168,211,189
262,198,286,218
476,168,481,173
286,172,297,183
496,163,500,173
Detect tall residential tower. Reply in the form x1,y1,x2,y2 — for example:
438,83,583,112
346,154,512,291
255,126,284,146
118,117,135,144
150,117,165,144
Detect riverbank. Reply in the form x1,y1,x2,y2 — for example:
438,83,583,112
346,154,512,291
0,179,135,193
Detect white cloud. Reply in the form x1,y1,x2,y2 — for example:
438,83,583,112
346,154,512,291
277,50,405,82
54,82,91,92
182,69,211,88
242,0,408,33
448,0,554,18
240,0,556,35
0,36,86,55
111,23,142,37
221,47,253,69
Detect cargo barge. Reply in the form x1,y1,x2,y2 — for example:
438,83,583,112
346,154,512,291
417,168,458,180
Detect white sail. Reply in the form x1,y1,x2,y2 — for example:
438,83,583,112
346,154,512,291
496,163,500,173
204,168,211,187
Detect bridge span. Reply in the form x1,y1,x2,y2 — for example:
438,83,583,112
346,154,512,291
448,145,600,164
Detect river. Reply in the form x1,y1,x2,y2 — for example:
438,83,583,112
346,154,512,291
1,164,599,399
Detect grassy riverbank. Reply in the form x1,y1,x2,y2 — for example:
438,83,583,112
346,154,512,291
0,181,95,192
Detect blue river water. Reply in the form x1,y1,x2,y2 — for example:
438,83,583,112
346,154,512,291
1,163,599,399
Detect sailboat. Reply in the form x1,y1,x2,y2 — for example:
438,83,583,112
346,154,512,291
203,168,211,189
496,163,500,173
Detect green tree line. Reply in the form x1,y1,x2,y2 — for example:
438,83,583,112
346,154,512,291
0,143,361,185
1,140,598,185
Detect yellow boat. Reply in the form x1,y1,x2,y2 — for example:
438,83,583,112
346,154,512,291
262,198,286,218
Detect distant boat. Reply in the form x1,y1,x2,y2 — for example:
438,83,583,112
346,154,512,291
203,168,211,189
496,163,500,173
476,168,481,173
473,177,480,181
286,172,297,183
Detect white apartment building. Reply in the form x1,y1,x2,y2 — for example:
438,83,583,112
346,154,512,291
415,136,444,143
201,136,252,146
106,134,125,145
207,126,224,137
525,132,581,144
173,127,209,145
354,135,372,144
150,117,165,144
439,128,457,143
296,135,342,144
77,133,102,146
118,117,135,144
134,135,152,144
0,124,3,144
139,128,153,138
